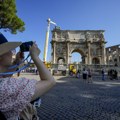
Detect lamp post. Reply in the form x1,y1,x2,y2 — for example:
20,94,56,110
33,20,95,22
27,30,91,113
43,18,57,63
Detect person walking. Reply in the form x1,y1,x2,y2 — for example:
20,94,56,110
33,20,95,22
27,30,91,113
88,69,92,83
76,70,80,78
82,68,88,82
101,68,105,81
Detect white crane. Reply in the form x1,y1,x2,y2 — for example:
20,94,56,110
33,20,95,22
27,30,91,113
43,18,57,63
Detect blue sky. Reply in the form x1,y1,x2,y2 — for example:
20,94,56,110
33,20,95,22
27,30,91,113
1,0,120,62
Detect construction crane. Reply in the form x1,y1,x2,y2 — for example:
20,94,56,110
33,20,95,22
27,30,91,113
43,18,57,64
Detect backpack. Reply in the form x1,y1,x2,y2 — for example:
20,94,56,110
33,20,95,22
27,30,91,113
0,104,39,120
19,103,39,120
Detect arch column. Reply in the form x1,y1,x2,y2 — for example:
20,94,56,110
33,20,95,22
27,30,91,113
82,55,87,64
69,54,72,64
101,42,106,65
67,42,70,64
116,49,119,66
87,41,91,65
53,42,56,64
85,56,87,64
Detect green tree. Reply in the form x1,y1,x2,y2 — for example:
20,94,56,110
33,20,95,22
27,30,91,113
0,0,25,34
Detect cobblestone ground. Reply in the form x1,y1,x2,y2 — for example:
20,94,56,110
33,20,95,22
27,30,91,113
21,73,120,120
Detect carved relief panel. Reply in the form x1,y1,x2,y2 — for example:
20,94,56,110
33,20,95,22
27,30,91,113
56,43,67,56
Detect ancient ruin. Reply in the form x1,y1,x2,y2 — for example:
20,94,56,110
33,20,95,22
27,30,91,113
51,27,107,65
106,44,120,66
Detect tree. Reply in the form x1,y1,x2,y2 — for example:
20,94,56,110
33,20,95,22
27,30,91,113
0,0,25,34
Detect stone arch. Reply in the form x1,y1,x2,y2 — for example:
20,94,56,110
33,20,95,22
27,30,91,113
92,57,100,64
70,49,86,64
51,29,106,65
71,49,85,56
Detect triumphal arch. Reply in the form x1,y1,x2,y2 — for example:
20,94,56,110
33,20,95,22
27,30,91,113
51,27,107,65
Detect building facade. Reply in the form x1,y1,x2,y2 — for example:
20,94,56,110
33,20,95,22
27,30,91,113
106,44,120,66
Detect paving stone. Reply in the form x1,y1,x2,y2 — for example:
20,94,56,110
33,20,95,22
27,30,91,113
31,75,120,120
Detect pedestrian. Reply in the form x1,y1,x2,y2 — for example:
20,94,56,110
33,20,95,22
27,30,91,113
35,67,38,75
88,69,92,83
76,70,80,78
101,68,105,81
0,33,56,120
82,68,88,82
110,69,114,80
112,69,116,80
114,70,118,80
108,69,113,80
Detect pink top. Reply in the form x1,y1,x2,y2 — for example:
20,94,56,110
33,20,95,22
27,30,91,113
0,77,37,120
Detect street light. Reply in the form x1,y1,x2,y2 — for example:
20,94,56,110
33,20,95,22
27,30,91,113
43,18,57,63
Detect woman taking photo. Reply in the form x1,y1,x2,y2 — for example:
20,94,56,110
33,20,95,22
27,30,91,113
0,33,56,120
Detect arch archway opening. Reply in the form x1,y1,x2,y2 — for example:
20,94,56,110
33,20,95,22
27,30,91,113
70,49,84,64
92,58,100,64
